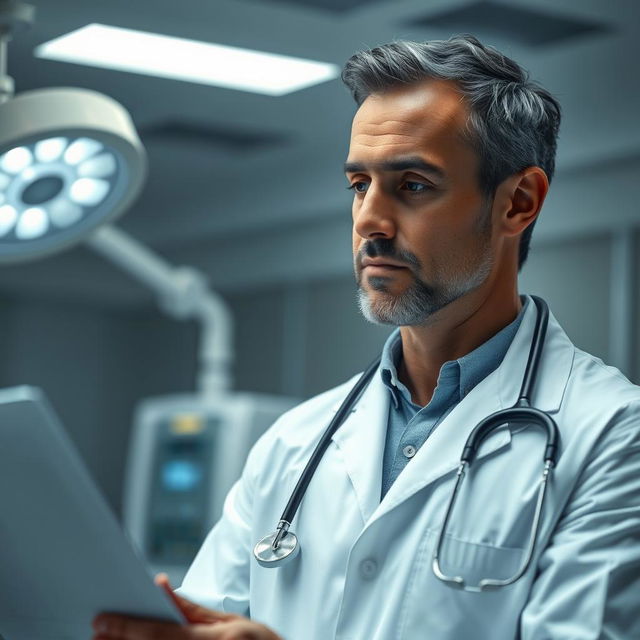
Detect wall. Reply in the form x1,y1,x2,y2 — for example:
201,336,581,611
520,234,612,365
0,293,197,515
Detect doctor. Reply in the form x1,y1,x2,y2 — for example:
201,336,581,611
93,34,640,640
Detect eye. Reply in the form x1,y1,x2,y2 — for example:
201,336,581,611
347,181,368,194
403,181,432,193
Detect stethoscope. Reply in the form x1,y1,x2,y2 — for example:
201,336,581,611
254,295,560,592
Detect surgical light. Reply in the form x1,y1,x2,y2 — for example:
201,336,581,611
0,3,146,264
35,23,341,96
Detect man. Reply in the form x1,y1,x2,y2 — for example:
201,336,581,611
93,35,640,640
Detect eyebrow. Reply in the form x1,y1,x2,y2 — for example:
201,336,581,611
343,156,446,180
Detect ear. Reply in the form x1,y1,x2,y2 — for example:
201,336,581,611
495,167,549,238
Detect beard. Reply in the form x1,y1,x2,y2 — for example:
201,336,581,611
355,210,493,327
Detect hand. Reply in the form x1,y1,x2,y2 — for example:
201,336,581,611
92,574,282,640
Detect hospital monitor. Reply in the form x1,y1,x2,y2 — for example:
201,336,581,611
123,391,298,585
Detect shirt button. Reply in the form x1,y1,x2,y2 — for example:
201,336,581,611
359,558,378,580
403,445,417,459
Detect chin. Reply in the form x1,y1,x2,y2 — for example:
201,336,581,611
365,275,407,294
357,289,413,327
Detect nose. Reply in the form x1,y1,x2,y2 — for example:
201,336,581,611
352,184,397,241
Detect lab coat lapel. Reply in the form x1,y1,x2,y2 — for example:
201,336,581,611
369,296,575,525
331,369,389,526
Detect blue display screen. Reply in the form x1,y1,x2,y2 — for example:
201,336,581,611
162,460,203,492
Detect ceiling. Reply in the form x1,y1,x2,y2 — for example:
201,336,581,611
0,0,639,307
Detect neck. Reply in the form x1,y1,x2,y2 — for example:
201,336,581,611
398,286,522,407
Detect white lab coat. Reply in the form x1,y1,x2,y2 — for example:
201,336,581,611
179,297,640,639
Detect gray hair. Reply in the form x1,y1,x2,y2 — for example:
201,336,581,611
341,34,562,270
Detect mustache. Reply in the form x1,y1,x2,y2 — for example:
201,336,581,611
356,239,421,271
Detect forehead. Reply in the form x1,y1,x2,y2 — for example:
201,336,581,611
348,79,473,168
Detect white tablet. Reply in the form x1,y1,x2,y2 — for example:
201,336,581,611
0,386,184,640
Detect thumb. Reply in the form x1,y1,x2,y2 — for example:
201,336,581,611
155,573,236,625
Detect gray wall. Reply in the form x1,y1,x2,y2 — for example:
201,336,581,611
520,234,612,364
0,293,197,514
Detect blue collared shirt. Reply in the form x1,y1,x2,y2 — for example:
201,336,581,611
380,300,527,499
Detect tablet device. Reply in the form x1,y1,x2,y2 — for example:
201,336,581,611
0,386,185,640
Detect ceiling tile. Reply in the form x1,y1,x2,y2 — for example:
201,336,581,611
408,1,611,47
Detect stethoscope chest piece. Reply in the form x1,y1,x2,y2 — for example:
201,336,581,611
254,528,300,568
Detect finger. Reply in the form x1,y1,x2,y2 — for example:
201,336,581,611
154,573,236,625
93,613,186,640
189,619,277,640
154,574,195,622
154,573,170,587
189,621,254,639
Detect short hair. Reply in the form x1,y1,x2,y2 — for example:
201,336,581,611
341,34,562,270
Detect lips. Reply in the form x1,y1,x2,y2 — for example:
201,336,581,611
363,265,405,274
361,257,408,269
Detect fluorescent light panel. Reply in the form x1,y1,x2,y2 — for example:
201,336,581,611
35,24,340,96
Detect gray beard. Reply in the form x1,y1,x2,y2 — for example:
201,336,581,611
356,252,493,326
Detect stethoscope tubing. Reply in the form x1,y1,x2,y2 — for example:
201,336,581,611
258,295,561,587
279,355,381,526
459,296,558,466
432,296,561,591
517,294,549,407
281,294,553,523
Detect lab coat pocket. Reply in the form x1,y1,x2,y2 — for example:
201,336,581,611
434,532,524,588
399,531,529,640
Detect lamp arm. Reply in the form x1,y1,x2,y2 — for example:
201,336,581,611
86,224,233,396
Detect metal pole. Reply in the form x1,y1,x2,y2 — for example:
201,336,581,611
609,229,636,379
0,31,14,105
0,1,35,104
0,38,7,76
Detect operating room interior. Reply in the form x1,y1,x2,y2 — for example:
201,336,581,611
0,0,638,591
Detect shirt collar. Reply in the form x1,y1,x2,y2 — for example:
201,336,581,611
380,332,405,408
379,298,529,408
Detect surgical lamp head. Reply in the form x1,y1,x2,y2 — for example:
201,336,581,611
0,1,147,263
0,88,147,263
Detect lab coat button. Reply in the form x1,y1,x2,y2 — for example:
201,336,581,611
403,445,417,459
359,558,378,580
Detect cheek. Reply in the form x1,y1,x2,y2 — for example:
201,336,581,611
352,224,363,254
410,222,477,278
424,199,487,252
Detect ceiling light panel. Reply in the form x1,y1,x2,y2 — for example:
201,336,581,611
35,24,340,96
